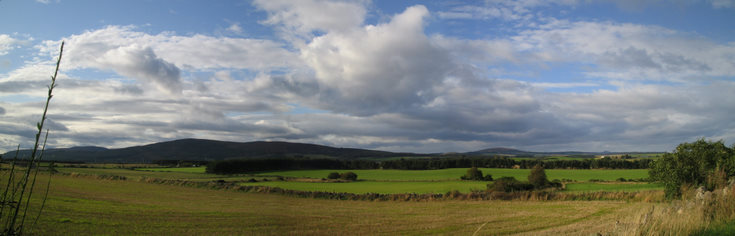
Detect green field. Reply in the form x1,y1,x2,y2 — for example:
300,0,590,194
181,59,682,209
18,173,655,235
131,167,650,182
254,168,650,181
121,167,655,194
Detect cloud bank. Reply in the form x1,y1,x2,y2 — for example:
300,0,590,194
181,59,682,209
1,0,734,153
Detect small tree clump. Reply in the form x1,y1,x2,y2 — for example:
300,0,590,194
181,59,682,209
649,139,735,199
460,167,493,181
528,164,549,188
488,177,533,192
340,172,358,181
327,172,341,179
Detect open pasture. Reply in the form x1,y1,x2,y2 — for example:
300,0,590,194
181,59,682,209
254,168,650,182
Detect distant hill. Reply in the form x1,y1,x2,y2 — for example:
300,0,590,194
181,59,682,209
0,139,417,163
467,147,534,156
466,147,659,158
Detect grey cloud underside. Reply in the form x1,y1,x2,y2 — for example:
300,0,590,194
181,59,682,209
98,46,182,94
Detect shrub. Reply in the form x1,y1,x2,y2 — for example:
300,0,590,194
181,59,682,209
340,172,358,181
460,167,493,181
327,172,341,179
649,139,735,199
528,164,549,188
488,177,534,192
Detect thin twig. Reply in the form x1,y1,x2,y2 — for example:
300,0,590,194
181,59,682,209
19,129,50,233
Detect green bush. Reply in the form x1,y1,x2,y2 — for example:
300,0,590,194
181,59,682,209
488,177,534,192
340,172,358,181
460,167,493,181
327,172,341,179
528,164,548,188
649,139,735,199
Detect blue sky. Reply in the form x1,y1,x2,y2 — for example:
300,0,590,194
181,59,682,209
1,0,734,153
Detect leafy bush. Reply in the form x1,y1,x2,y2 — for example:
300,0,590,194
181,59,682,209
528,164,548,188
327,172,341,179
340,172,358,181
649,139,735,199
460,167,493,181
488,177,534,192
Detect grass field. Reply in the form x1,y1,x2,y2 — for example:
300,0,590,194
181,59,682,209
123,167,654,194
22,173,655,235
60,167,220,180
254,168,650,182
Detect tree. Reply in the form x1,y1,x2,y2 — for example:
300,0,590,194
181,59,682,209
488,177,533,192
461,167,493,181
528,164,548,188
649,139,734,199
327,172,340,179
340,172,358,181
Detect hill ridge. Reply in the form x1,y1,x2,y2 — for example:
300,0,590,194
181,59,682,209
1,139,416,163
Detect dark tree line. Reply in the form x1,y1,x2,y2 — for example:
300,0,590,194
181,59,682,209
206,159,379,174
206,157,652,174
379,157,652,170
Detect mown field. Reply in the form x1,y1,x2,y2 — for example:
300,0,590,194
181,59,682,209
18,173,656,235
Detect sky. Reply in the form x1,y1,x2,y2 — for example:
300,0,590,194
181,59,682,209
1,0,734,154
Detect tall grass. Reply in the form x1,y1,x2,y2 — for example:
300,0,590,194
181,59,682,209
614,180,735,235
0,41,64,235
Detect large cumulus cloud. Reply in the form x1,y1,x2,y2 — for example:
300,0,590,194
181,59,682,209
302,5,453,114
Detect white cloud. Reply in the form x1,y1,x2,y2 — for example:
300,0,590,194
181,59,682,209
504,20,735,81
34,25,302,94
226,23,243,34
301,5,453,114
253,0,367,40
46,25,300,71
95,44,182,94
35,0,59,4
0,34,20,56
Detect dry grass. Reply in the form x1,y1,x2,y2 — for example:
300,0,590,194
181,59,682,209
26,173,657,235
610,182,735,235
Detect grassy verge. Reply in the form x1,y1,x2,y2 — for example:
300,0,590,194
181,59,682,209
565,182,663,192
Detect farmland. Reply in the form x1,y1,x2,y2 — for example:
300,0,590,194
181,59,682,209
116,167,661,194
19,172,655,235
250,168,650,181
4,161,733,235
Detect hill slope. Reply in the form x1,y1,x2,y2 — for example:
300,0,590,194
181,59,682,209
1,139,415,163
